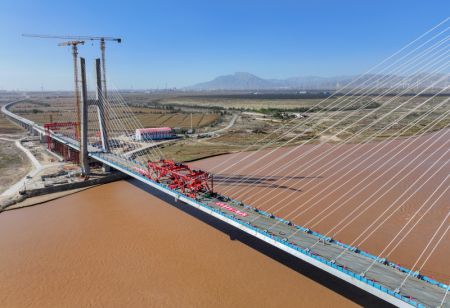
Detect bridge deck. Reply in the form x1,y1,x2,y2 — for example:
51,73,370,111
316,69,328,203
203,200,448,308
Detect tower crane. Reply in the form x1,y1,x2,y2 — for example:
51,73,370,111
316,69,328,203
22,34,121,99
22,34,122,138
58,40,84,138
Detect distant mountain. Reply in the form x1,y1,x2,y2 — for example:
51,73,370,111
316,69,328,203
189,72,274,90
186,72,448,91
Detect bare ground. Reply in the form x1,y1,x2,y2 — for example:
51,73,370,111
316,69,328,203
0,139,31,193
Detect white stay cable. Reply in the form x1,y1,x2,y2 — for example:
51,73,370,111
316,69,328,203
215,36,449,189
386,180,449,257
275,92,450,224
106,83,166,160
98,86,163,161
332,146,450,264
250,88,450,212
307,127,449,266
290,118,449,253
99,85,161,161
398,211,450,288
266,96,450,235
356,177,449,279
226,59,449,200
262,99,450,239
375,178,449,270
209,20,450,174
218,47,449,198
96,88,135,155
441,288,450,308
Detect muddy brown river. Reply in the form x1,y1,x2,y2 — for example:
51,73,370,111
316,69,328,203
0,129,448,307
0,181,367,307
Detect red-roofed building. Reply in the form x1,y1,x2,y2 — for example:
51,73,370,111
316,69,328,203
135,127,174,141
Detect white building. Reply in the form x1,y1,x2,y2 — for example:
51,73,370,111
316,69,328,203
135,127,174,141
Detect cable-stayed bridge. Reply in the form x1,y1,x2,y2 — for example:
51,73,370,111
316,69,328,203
3,18,450,308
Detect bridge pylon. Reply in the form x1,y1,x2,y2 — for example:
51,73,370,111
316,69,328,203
79,57,90,176
95,58,110,153
79,57,111,175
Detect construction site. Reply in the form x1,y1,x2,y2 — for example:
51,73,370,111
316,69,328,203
0,10,449,308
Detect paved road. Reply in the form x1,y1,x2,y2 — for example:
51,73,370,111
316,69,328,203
0,136,62,196
211,113,238,134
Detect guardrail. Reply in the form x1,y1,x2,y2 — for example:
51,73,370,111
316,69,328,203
223,196,449,290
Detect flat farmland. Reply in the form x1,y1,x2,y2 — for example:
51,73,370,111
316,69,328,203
5,93,449,163
9,100,220,131
135,113,219,129
160,98,327,110
0,113,23,134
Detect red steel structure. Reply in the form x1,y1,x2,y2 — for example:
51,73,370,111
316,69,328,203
44,122,80,163
143,159,213,198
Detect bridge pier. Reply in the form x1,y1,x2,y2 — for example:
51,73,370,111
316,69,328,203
39,131,46,143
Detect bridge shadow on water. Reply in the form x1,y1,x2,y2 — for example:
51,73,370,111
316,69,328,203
212,174,323,193
130,179,393,308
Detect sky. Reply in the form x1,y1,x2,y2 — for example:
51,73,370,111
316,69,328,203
0,0,448,90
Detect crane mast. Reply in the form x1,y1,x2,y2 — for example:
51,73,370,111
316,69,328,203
100,38,108,101
58,40,84,139
22,33,122,139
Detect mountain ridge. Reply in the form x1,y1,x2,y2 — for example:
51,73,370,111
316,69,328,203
186,72,447,90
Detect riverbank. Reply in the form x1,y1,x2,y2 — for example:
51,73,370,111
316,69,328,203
3,185,100,211
0,134,129,212
0,171,129,212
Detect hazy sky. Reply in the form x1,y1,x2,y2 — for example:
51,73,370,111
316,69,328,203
0,0,448,90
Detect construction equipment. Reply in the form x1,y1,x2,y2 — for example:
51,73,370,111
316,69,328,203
141,159,214,199
44,121,79,148
22,34,121,136
22,34,121,100
59,40,84,139
44,122,80,162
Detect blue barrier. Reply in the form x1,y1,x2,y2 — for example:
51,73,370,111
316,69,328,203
213,189,448,294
